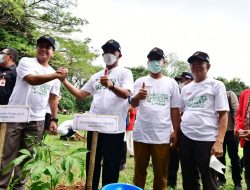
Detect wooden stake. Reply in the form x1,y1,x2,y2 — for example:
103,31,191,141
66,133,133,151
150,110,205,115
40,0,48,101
0,123,7,166
86,131,98,190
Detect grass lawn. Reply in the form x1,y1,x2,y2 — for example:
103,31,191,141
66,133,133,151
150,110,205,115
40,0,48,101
42,114,247,189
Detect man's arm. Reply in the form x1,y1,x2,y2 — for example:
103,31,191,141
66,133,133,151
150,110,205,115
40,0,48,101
62,79,90,100
24,72,66,85
230,91,239,117
170,107,181,148
211,111,228,157
48,93,60,134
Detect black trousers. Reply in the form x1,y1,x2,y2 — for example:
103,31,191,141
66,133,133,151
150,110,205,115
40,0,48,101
244,141,250,190
180,132,218,190
120,141,127,167
167,148,180,187
86,131,124,190
217,130,242,185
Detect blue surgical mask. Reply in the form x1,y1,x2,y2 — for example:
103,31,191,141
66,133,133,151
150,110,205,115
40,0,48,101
148,60,162,74
0,55,3,64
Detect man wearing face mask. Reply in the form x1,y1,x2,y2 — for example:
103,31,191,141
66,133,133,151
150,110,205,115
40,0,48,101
61,39,133,190
0,48,18,105
131,47,181,190
167,71,193,189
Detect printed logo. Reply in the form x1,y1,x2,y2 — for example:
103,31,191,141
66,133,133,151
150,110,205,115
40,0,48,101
146,93,169,106
186,95,208,108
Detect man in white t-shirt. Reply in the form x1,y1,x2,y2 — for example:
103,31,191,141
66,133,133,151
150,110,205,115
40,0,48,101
0,35,67,190
179,51,229,190
131,47,181,190
61,39,133,190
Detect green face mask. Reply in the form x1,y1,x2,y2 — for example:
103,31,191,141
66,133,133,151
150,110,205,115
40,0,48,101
147,60,162,74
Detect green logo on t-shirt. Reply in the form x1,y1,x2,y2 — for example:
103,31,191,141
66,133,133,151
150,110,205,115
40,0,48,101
146,93,169,106
186,95,208,108
31,84,50,96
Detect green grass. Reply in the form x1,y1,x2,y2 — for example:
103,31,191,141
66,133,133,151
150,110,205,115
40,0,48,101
42,114,247,189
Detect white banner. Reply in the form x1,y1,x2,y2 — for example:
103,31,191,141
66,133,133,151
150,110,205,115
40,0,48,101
0,105,30,123
73,113,118,133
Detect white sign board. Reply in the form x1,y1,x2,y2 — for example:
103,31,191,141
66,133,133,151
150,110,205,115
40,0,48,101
0,105,30,123
73,113,118,133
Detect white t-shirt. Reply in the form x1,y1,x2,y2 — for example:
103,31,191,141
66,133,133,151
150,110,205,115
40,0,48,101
180,78,229,141
46,79,61,114
57,120,73,136
8,57,59,121
132,75,181,144
81,66,134,133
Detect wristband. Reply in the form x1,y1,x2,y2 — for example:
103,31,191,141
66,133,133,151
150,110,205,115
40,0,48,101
51,118,58,123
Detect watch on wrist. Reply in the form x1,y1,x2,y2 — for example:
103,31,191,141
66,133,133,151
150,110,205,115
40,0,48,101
109,82,115,90
51,118,58,123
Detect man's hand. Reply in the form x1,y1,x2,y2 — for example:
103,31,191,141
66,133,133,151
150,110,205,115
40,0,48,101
211,141,223,157
136,82,147,100
49,121,57,135
238,129,250,141
100,68,113,89
56,67,68,81
170,132,178,149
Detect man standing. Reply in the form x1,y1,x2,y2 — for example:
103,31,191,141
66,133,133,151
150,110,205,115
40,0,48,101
167,71,193,189
131,47,181,190
180,51,229,190
0,35,66,190
217,90,242,190
236,88,250,190
0,48,18,105
61,39,133,190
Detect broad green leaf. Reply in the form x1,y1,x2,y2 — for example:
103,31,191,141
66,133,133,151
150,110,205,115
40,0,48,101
19,149,31,157
31,166,46,181
12,155,29,166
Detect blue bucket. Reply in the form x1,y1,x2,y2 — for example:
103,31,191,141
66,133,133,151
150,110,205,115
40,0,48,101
102,183,142,190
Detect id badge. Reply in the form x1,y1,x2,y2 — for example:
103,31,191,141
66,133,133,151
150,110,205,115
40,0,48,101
0,78,6,86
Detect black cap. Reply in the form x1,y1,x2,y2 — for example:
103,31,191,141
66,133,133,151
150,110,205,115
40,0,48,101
101,39,121,52
187,51,210,63
147,47,165,60
37,35,56,50
175,72,193,81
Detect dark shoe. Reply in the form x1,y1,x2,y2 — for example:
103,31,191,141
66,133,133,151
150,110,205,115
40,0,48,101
234,184,242,190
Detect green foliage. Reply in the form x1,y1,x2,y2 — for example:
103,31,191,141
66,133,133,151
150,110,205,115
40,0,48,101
215,77,249,96
6,137,87,190
75,96,93,113
164,53,190,78
59,86,75,113
129,66,149,81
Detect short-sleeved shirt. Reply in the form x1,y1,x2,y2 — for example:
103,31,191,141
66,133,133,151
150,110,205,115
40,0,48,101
132,75,181,144
46,79,61,114
180,78,229,141
8,57,59,121
81,66,134,133
0,64,17,105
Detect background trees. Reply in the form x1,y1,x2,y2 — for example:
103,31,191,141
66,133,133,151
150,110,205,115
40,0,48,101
0,0,99,113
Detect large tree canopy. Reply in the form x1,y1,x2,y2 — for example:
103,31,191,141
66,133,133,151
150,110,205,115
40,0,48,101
0,0,99,113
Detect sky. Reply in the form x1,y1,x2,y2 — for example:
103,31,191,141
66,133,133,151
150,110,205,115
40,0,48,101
72,0,250,85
